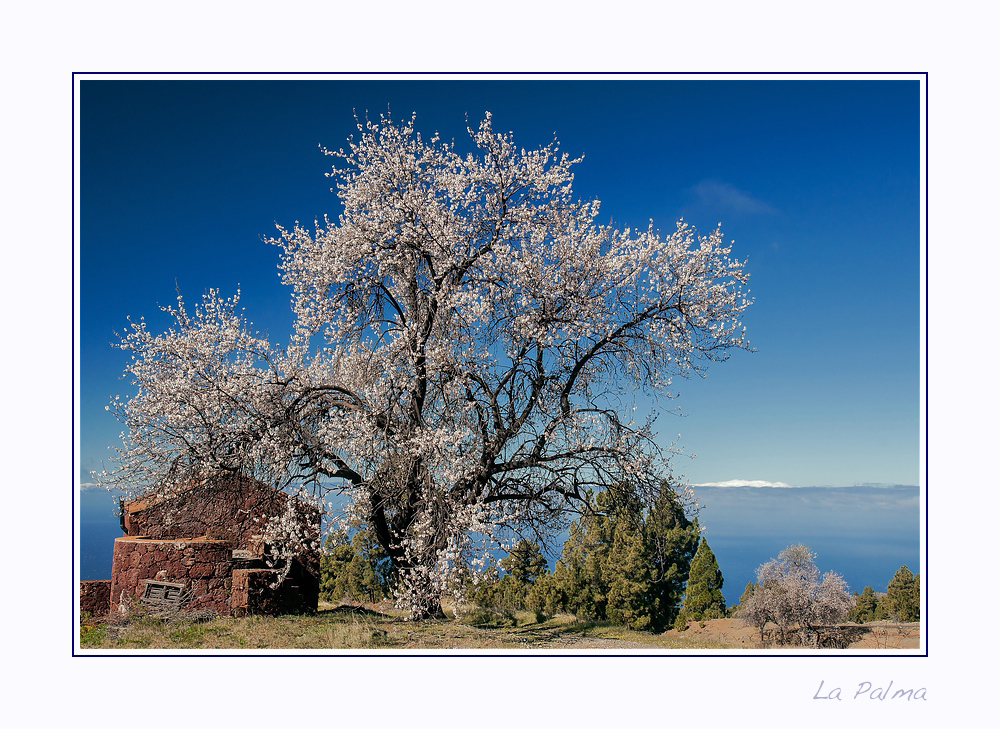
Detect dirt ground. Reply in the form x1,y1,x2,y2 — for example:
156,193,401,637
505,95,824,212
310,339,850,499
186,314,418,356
81,601,922,651
676,618,921,650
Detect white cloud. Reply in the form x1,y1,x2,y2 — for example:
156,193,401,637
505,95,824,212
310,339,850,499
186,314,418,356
692,479,795,488
690,180,778,216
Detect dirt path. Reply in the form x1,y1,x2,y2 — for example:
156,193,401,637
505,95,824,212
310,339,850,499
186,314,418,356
537,634,654,650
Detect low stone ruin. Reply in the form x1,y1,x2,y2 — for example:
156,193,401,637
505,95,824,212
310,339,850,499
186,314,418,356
80,474,320,619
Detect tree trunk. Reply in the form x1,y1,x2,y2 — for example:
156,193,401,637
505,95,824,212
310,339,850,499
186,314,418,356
396,562,447,620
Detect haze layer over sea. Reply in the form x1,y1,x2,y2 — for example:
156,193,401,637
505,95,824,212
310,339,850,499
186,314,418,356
691,483,920,605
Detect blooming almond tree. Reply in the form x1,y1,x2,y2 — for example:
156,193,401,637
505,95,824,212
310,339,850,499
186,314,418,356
99,112,752,618
740,544,853,645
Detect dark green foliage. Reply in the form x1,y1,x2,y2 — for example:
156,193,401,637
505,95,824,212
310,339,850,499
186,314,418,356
606,514,654,629
469,569,527,611
319,525,393,604
524,572,563,621
552,482,701,631
500,540,548,584
847,586,881,623
878,565,920,622
677,537,726,621
464,568,526,626
644,488,701,628
466,540,549,625
737,581,756,610
552,501,616,620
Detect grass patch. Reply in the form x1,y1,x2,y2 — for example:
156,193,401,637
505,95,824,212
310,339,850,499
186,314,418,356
77,602,781,651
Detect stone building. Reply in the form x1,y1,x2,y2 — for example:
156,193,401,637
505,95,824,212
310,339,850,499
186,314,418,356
81,474,320,618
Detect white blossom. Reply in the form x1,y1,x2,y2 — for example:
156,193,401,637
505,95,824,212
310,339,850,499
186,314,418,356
97,112,752,618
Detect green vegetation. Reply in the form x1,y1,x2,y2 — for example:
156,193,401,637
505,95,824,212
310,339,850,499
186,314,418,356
316,482,703,634
878,565,920,622
519,484,700,631
847,585,881,623
737,559,921,647
78,602,747,650
500,540,547,585
675,537,726,626
319,522,393,604
81,539,921,650
843,566,920,624
96,489,916,651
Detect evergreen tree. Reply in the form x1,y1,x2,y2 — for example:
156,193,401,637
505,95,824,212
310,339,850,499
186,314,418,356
552,494,616,620
319,524,393,603
500,540,548,584
737,581,756,609
467,567,526,622
552,481,699,631
847,586,880,623
605,514,654,630
879,565,920,622
524,572,564,621
678,537,726,621
644,486,700,629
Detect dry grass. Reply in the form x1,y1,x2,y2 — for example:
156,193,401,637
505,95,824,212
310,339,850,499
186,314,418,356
78,604,919,651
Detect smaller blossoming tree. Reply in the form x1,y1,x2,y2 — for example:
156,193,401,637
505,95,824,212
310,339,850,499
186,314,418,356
739,544,853,645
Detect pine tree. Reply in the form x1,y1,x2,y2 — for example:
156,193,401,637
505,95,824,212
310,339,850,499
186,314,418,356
524,572,563,621
553,506,614,620
847,586,880,623
880,565,919,622
644,486,700,629
605,516,653,630
678,537,726,621
500,540,548,585
553,481,699,631
319,524,392,604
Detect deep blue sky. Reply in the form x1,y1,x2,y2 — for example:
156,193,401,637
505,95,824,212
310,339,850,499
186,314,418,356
79,78,921,492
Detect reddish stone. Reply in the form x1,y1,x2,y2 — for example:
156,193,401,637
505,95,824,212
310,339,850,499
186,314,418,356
80,580,112,617
188,562,214,578
110,475,319,617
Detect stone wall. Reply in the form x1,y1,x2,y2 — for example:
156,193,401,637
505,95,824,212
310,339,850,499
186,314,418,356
231,559,320,616
104,475,321,618
123,475,295,551
109,537,234,615
80,580,111,617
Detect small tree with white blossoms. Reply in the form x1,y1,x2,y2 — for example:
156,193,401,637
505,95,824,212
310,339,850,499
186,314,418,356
99,112,752,618
740,544,853,646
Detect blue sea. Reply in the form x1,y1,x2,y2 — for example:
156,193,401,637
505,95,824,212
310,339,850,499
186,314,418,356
78,484,921,607
79,488,125,581
690,485,921,605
